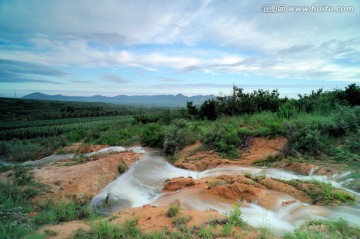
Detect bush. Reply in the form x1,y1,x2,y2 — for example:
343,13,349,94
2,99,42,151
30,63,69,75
13,166,35,185
141,123,164,148
163,119,195,155
118,163,127,174
65,129,87,142
202,120,241,159
286,122,333,156
166,204,179,217
228,204,244,227
331,106,360,136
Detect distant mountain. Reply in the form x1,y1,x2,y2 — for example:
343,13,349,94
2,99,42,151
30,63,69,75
21,92,215,107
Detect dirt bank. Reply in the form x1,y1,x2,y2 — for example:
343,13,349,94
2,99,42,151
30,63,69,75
33,151,141,204
174,137,287,170
163,175,312,208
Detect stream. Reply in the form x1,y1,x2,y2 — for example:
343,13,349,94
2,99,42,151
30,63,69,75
90,148,360,235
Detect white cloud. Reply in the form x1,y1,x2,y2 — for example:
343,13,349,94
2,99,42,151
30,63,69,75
102,74,131,84
0,0,359,83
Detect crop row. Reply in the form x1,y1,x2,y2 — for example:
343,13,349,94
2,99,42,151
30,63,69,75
0,116,134,140
0,115,132,130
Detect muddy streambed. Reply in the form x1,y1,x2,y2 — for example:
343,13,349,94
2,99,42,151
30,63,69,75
90,148,360,235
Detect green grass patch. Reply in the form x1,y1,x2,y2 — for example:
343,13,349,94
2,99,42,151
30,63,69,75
34,200,95,225
283,218,360,239
253,155,280,167
166,204,179,218
286,179,355,205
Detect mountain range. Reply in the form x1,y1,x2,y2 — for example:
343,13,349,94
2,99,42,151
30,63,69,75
21,92,215,107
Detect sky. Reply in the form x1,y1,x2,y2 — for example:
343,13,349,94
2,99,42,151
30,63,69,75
0,0,359,98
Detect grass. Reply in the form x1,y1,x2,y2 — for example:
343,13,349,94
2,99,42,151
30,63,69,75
253,155,280,167
0,176,37,239
285,179,355,205
64,155,87,166
118,163,127,174
0,168,100,239
166,204,179,218
305,180,355,205
283,219,360,239
72,220,142,239
0,137,66,162
34,200,94,225
207,180,220,189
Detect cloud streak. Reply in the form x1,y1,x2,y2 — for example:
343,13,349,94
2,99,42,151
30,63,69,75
102,74,131,84
0,59,66,84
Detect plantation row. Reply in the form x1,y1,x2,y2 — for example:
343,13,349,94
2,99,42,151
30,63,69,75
0,116,134,140
0,115,130,130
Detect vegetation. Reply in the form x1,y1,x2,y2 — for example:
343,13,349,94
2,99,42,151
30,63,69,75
0,98,154,122
0,167,101,239
285,179,355,205
1,84,359,161
227,204,245,227
1,84,360,238
166,204,179,218
283,219,360,239
305,180,355,205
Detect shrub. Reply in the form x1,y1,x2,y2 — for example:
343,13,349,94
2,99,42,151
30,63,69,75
166,204,179,217
198,225,214,239
66,129,87,142
202,120,241,159
278,100,298,119
331,106,360,136
118,163,127,174
13,166,35,185
286,123,331,156
228,204,245,227
163,119,195,155
141,122,164,148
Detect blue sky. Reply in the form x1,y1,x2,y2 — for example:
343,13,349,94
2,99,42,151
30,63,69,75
0,0,359,98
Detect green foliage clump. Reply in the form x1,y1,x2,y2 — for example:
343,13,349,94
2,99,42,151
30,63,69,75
118,163,127,174
66,129,87,142
253,155,280,167
73,220,142,239
202,120,241,159
228,204,245,227
286,124,329,156
0,136,66,162
199,99,218,120
34,200,93,225
13,166,35,185
0,182,34,239
163,119,195,155
166,204,179,218
303,180,355,205
141,122,164,148
283,218,360,239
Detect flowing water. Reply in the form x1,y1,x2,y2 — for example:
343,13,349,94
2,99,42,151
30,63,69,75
90,148,360,235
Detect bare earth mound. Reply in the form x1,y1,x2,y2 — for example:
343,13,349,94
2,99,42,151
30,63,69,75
174,137,287,170
33,151,141,204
